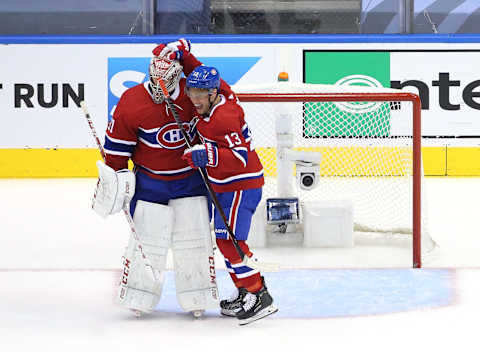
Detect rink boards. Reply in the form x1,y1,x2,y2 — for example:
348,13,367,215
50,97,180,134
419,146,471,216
2,35,480,176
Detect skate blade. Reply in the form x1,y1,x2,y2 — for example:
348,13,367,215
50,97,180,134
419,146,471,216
130,309,143,318
192,310,204,318
221,308,239,317
238,305,278,326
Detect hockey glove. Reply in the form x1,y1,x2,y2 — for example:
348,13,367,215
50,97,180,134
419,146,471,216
182,143,218,169
157,38,191,61
152,43,167,57
92,161,136,218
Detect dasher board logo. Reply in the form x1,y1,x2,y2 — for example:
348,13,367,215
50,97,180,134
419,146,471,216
108,56,260,121
334,75,385,114
303,51,391,137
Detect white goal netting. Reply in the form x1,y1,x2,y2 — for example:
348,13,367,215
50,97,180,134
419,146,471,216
233,82,435,267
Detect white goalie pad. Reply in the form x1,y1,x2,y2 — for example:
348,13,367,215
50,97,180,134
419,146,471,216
93,161,135,218
116,200,173,314
169,196,219,313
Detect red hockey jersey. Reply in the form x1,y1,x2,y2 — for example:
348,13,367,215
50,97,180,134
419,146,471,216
178,52,264,192
194,90,265,193
104,80,198,180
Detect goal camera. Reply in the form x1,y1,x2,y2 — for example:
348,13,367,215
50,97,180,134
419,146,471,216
296,161,319,191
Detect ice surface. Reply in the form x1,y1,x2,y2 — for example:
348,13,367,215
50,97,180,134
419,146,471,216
1,177,480,351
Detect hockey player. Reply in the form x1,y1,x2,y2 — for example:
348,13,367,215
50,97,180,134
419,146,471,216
92,40,218,318
168,46,278,324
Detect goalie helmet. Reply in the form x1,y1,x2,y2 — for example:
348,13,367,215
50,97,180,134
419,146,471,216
149,56,183,104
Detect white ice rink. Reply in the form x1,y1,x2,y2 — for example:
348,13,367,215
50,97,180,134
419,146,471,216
1,177,480,352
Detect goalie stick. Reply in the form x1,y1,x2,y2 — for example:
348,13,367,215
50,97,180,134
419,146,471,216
80,101,161,283
158,80,279,272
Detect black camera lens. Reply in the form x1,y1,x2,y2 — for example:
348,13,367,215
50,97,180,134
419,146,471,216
301,174,314,187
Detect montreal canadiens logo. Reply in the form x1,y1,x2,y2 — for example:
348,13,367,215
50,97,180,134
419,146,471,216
156,122,194,149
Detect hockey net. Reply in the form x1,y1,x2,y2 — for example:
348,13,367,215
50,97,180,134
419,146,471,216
233,82,435,268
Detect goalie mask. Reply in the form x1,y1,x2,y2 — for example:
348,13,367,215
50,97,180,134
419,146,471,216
149,56,183,104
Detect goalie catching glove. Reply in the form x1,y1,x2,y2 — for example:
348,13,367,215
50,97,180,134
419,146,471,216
92,161,136,218
182,142,218,169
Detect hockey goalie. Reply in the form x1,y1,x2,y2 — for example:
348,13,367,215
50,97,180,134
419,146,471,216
91,39,218,318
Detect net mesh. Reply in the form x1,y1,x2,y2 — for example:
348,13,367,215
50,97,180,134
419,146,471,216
233,83,435,255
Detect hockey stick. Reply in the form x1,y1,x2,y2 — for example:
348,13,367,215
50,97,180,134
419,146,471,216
80,101,161,283
158,81,279,272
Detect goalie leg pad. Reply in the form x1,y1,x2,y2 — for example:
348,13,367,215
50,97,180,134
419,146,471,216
116,200,173,314
169,196,219,313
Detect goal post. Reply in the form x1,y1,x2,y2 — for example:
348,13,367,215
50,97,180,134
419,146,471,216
233,83,428,268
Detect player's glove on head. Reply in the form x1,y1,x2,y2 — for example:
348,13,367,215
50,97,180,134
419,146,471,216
92,161,136,218
151,43,166,57
182,143,218,169
154,38,191,61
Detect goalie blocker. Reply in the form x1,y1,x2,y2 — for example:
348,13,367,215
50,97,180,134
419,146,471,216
117,196,218,316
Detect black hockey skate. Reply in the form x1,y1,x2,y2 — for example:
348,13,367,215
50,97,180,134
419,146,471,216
236,282,278,325
220,287,248,317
